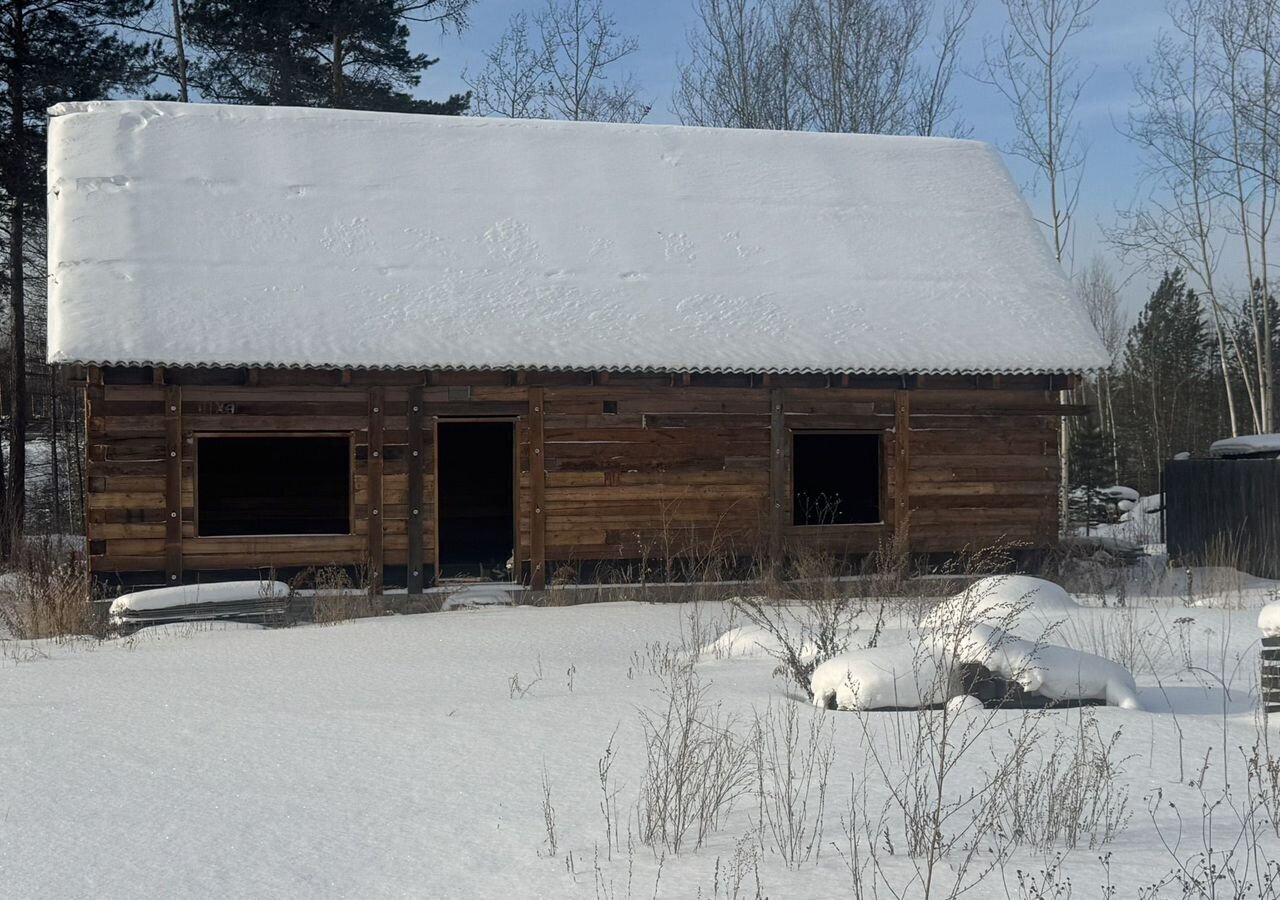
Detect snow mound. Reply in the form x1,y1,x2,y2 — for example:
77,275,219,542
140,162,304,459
110,581,289,616
440,586,515,611
1101,485,1140,502
811,642,950,710
923,575,1077,633
704,622,798,659
950,624,1141,710
1209,434,1280,458
1260,602,1280,637
814,578,1140,712
947,694,985,715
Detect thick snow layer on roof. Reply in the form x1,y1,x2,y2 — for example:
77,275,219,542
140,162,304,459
47,101,1109,374
1209,434,1280,458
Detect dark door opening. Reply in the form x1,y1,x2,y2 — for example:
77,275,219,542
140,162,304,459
436,421,516,580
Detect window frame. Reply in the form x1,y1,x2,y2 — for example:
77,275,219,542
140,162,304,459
786,428,887,529
192,432,356,539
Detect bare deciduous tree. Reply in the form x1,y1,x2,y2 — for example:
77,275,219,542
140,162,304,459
1078,255,1126,481
981,0,1099,266
673,0,973,136
1110,0,1280,437
672,0,809,130
468,0,648,123
466,11,547,118
982,0,1099,534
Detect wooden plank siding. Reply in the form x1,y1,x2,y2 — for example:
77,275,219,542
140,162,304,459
83,368,1066,587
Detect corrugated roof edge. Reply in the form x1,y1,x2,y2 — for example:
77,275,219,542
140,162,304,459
55,358,1106,376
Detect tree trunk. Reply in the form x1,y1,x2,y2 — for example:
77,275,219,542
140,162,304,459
7,195,26,555
5,4,27,557
171,0,189,102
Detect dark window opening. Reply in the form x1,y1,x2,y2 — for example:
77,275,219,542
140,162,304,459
437,421,515,580
792,432,881,526
198,436,350,536
603,400,618,415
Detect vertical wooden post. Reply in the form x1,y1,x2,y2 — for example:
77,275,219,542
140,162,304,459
529,387,547,591
894,389,911,550
407,386,425,594
164,385,183,584
768,388,786,565
367,387,385,596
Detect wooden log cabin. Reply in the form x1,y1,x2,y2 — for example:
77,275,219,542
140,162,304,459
46,101,1108,593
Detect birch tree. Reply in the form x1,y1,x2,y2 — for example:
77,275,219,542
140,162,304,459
1110,0,1280,436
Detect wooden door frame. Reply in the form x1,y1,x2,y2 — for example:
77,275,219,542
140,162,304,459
431,416,521,584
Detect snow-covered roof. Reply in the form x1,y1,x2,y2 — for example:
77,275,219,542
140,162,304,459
46,100,1109,375
1208,434,1280,458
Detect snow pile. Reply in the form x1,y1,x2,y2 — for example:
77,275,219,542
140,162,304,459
813,576,1141,711
440,585,515,611
922,574,1077,634
109,581,289,618
1260,602,1280,637
949,624,1141,710
1101,485,1140,503
1209,434,1280,458
46,100,1108,376
811,642,950,710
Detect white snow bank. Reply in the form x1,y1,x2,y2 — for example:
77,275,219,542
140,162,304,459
46,100,1107,376
1101,485,1140,502
950,624,1141,710
814,576,1140,711
811,642,950,710
704,622,798,659
440,586,515,611
109,581,290,616
812,626,1141,711
1209,434,1280,458
1260,602,1280,637
923,575,1076,634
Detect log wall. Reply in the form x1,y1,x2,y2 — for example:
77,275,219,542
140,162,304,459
82,367,1067,590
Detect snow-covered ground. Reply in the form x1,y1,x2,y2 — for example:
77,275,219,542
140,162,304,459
2,578,1278,899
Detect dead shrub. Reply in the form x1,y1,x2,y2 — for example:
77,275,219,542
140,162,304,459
291,565,381,625
637,667,753,854
0,537,98,640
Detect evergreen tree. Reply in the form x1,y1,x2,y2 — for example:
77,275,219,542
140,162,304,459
1118,270,1213,491
183,0,468,113
1068,413,1110,529
0,0,154,554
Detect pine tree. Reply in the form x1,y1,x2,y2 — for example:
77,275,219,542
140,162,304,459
0,0,153,555
183,0,468,113
1068,413,1109,529
1118,270,1213,491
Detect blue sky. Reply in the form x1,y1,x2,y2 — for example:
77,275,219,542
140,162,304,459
412,0,1175,311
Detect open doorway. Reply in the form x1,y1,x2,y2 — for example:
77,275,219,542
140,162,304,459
436,420,516,581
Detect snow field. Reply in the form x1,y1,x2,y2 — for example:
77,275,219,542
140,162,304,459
1,581,1277,899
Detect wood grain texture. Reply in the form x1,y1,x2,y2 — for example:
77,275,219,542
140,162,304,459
84,366,1068,583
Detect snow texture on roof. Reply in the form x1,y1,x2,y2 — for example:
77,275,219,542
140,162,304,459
46,101,1109,374
1209,434,1280,458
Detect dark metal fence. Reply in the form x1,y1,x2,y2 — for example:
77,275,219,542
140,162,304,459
1164,459,1280,578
